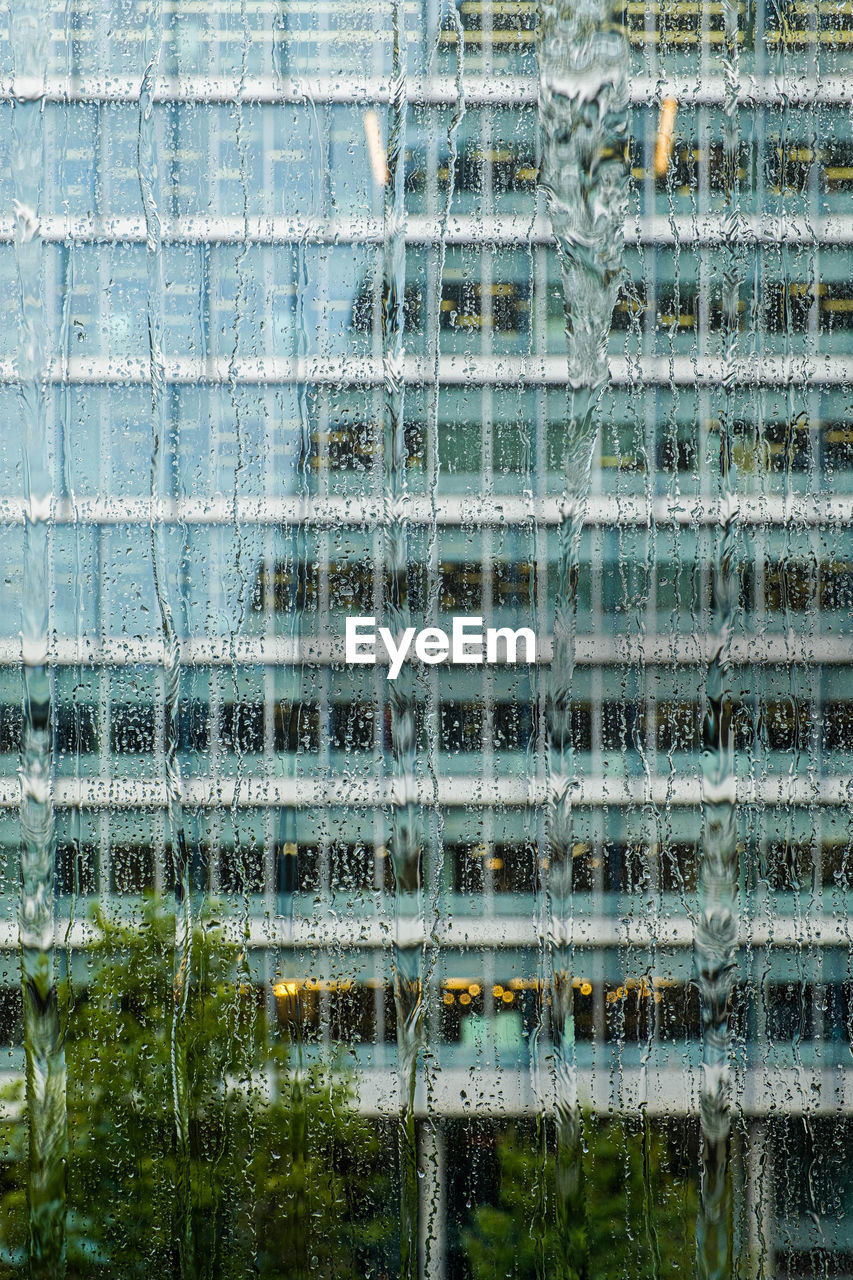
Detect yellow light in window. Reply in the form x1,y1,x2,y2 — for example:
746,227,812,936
493,984,504,998
654,97,678,178
273,981,300,998
580,982,593,996
502,991,514,1003
459,992,471,1006
469,984,481,997
443,992,455,1005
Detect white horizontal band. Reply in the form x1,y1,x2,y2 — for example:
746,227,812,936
0,632,845,668
0,493,849,529
0,1061,843,1118
1,73,851,108
0,773,845,809
0,911,847,951
0,213,848,248
2,353,850,387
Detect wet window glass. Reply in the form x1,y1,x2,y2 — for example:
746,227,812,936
2,0,853,1275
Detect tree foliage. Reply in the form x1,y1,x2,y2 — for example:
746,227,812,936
462,1115,699,1280
0,897,392,1279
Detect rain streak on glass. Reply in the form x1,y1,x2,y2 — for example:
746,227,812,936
1,0,853,1277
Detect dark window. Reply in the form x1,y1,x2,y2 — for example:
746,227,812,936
331,703,376,753
494,560,537,609
660,843,699,893
611,283,647,331
55,703,98,755
657,982,701,1041
493,702,536,751
765,144,814,194
219,845,264,894
823,142,853,191
656,702,700,753
441,0,537,50
766,982,813,1041
55,842,97,896
312,421,376,471
458,143,537,195
440,702,484,752
329,843,376,891
351,280,421,333
274,702,320,753
824,704,853,753
0,987,23,1045
763,557,853,612
110,845,155,894
276,842,319,894
254,560,319,613
755,419,812,472
329,984,378,1044
600,701,632,752
0,705,22,753
823,983,853,1040
452,843,484,894
763,560,816,612
761,700,813,753
440,561,483,612
111,705,156,754
221,702,265,754
255,560,430,615
606,979,659,1042
823,423,853,472
453,843,539,894
765,842,813,892
820,562,853,611
624,843,652,893
657,289,699,332
658,429,699,474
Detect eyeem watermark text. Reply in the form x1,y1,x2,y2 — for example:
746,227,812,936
345,616,537,679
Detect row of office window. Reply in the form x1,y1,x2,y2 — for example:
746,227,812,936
0,972,850,1048
354,275,853,342
16,101,853,220
255,556,853,616
10,697,853,759
22,836,853,900
14,248,853,353
310,417,853,478
19,0,853,75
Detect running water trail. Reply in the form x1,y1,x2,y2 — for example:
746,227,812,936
137,7,194,1275
424,0,464,950
380,5,422,1276
695,0,741,1270
537,0,628,1270
11,1,68,1272
420,8,464,1269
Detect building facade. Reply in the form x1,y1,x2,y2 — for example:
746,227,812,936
1,0,853,1274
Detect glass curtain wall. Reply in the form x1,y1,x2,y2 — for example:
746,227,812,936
1,0,853,1277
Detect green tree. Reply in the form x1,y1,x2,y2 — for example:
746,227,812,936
0,897,392,1279
462,1116,698,1280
